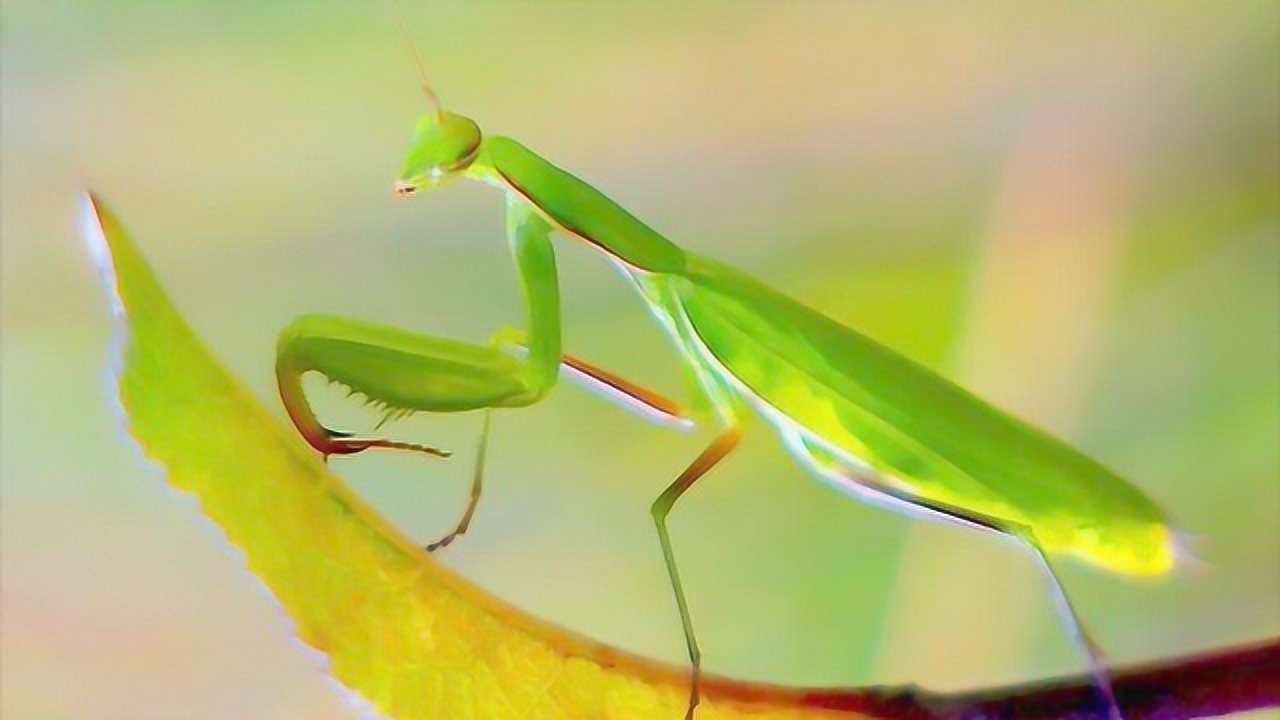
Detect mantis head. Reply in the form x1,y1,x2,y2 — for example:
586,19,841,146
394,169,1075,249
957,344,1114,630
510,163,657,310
395,110,482,195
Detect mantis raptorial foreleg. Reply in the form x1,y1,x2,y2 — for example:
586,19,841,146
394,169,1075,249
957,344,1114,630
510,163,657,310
275,311,537,551
651,427,743,720
275,202,559,547
276,314,529,456
277,200,692,551
277,203,560,445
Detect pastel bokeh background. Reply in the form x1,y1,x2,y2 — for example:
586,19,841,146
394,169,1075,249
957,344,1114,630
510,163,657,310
3,2,1277,718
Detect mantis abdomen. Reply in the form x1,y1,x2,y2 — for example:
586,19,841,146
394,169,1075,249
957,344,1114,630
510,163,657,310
664,254,1174,575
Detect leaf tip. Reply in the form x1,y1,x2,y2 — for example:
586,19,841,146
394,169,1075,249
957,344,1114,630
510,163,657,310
80,190,125,318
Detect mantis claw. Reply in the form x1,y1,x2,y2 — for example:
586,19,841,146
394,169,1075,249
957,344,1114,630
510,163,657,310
314,427,451,460
424,532,459,553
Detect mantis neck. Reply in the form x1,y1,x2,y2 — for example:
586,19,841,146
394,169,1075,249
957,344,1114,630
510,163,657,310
467,136,688,275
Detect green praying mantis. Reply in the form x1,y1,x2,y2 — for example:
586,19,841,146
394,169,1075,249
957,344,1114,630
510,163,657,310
275,38,1178,720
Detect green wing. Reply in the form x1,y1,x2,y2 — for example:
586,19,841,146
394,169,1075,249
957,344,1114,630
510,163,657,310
675,253,1174,576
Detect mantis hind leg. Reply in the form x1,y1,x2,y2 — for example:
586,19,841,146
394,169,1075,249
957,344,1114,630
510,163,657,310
943,507,1121,720
816,456,1123,720
925,505,1119,719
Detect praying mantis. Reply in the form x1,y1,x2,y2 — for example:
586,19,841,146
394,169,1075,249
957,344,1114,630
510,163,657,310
275,45,1177,720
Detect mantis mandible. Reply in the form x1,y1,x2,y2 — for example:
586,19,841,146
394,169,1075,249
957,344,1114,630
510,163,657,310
275,41,1176,720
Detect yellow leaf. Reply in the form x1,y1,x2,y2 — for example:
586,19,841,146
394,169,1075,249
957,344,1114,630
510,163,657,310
84,193,876,720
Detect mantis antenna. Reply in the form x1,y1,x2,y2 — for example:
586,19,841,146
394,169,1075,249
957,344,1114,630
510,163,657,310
390,0,443,120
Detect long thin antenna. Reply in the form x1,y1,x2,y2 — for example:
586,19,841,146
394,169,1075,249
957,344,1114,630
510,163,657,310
391,0,442,120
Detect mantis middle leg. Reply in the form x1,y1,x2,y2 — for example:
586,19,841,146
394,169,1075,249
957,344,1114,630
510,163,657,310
651,427,743,720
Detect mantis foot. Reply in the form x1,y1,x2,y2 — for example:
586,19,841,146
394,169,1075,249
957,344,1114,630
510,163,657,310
425,530,463,553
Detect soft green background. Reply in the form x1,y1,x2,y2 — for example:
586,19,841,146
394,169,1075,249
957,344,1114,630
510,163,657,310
3,2,1277,718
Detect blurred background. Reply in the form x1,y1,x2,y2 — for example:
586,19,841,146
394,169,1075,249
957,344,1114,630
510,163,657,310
3,2,1277,718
